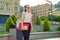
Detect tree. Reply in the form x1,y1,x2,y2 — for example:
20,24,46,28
34,16,41,25
41,16,47,20
48,15,60,22
48,15,53,21
42,18,50,31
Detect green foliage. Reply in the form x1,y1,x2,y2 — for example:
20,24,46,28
41,16,48,20
42,18,50,31
0,31,9,34
48,15,60,22
31,30,36,33
6,18,10,32
58,27,60,31
41,15,60,22
6,15,17,32
34,16,41,25
58,22,60,31
10,15,17,24
48,15,54,21
48,30,57,32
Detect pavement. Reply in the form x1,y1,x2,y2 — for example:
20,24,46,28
0,24,60,40
33,38,60,40
9,29,60,40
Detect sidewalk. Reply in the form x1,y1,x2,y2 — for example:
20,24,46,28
9,29,60,40
36,38,60,40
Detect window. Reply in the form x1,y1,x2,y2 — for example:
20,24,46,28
15,12,17,15
40,11,42,14
40,13,41,15
14,2,18,6
14,7,18,11
49,9,51,11
0,1,4,4
0,5,4,10
6,6,10,10
1,1,2,3
48,9,51,13
0,15,10,23
38,11,40,13
3,1,4,3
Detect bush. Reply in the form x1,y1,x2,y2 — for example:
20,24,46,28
34,16,41,25
58,27,60,31
6,18,10,32
10,15,17,24
6,15,17,32
42,18,50,31
6,18,14,32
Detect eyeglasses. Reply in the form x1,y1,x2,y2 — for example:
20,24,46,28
26,6,30,8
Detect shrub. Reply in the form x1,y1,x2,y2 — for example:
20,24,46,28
6,15,17,32
42,18,50,31
34,16,41,25
10,15,17,24
6,18,14,32
6,18,10,32
58,27,60,31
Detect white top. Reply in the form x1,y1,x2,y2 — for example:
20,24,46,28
22,12,33,23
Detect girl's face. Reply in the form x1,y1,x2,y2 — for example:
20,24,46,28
25,5,30,12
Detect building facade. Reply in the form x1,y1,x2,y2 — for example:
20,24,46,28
0,0,20,23
31,3,55,22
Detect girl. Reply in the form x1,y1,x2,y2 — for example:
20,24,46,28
21,5,33,40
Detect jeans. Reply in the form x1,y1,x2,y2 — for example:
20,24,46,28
22,22,31,40
17,29,23,40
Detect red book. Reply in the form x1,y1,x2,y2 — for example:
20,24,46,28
18,23,29,30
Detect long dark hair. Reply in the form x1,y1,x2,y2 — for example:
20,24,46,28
24,5,29,12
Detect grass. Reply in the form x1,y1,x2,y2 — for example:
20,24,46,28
0,31,9,35
48,30,57,32
31,30,36,33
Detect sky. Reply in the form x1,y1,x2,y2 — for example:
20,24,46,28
20,0,60,6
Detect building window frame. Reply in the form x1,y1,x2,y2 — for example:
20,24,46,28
6,6,10,10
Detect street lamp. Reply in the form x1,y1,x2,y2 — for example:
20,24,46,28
46,0,52,13
46,0,53,24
